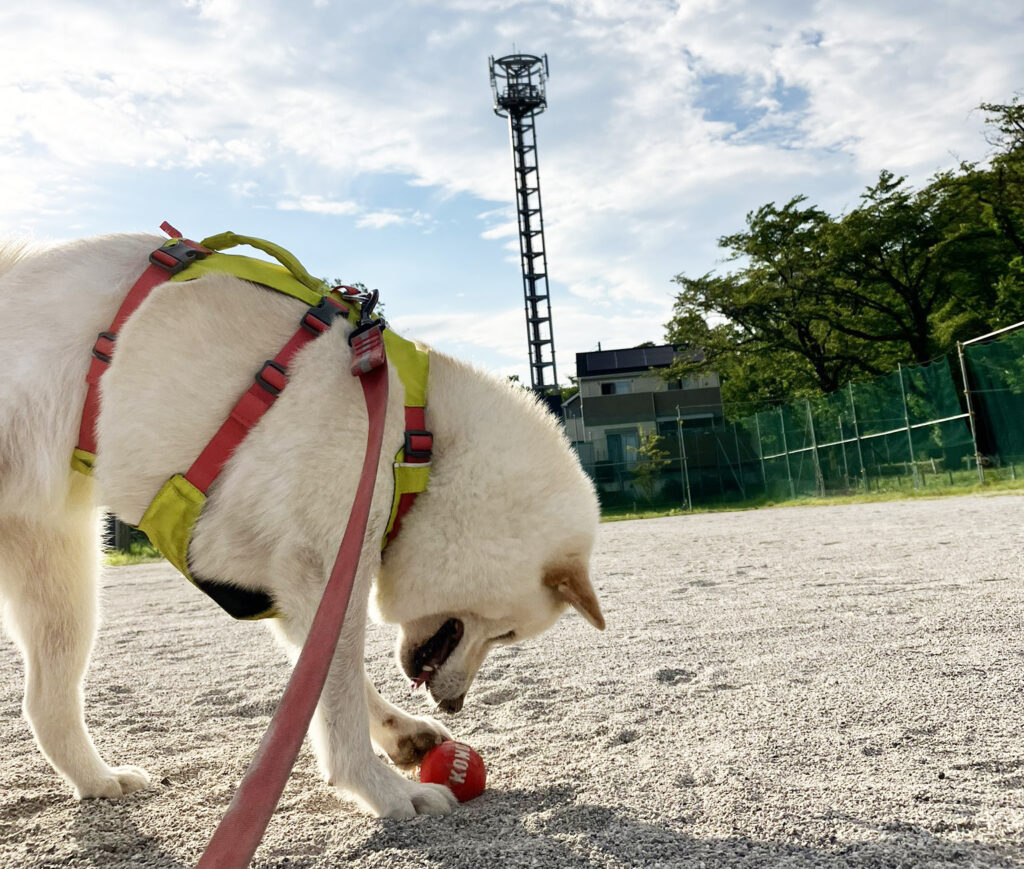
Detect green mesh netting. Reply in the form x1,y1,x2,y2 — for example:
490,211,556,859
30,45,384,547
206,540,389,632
573,328,1024,512
579,349,987,512
964,329,1024,461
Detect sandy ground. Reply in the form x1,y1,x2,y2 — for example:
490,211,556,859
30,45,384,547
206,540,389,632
2,493,1024,868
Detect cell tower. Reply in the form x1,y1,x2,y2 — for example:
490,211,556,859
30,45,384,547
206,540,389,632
489,53,559,402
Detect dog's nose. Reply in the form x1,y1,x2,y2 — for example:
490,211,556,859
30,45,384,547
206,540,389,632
438,694,465,714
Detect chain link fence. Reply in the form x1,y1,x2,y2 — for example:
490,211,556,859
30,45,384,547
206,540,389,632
578,323,1024,513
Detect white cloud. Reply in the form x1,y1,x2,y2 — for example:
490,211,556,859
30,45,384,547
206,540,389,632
356,209,429,229
276,196,360,216
392,296,670,382
1,0,1020,379
357,211,405,229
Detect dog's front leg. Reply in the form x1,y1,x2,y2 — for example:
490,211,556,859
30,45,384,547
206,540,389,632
365,675,452,768
269,561,456,819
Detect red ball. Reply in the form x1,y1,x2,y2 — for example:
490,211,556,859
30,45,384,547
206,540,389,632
419,740,486,802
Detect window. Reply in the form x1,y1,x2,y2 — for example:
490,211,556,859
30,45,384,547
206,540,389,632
600,379,631,395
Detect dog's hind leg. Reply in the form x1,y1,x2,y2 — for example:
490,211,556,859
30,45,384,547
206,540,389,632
0,478,149,799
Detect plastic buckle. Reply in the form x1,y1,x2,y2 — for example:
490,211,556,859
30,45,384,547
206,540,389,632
302,296,345,335
404,429,433,460
349,322,386,376
149,239,209,275
92,331,116,364
254,360,288,395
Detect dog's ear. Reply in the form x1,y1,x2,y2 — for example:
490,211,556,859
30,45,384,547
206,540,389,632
543,562,605,630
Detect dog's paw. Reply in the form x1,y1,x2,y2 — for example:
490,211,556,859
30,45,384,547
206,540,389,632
339,762,458,819
372,778,459,819
377,713,453,769
74,765,150,799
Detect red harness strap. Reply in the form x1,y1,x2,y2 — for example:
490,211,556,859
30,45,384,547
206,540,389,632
77,225,209,459
184,297,347,493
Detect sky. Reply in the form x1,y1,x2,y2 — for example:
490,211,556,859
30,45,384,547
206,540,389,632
1,0,1022,385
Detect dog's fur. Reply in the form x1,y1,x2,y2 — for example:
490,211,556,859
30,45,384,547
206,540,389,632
0,234,603,817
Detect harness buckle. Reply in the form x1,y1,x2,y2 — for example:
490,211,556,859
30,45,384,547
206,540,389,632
302,296,346,335
91,331,117,364
149,239,209,275
403,429,433,461
349,322,386,376
254,360,288,395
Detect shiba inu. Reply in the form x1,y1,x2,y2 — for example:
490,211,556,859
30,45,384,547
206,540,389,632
0,234,603,818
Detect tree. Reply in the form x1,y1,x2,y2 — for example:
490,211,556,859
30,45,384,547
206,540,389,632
666,197,880,410
979,95,1024,258
821,170,1005,362
666,156,1024,417
965,97,1024,321
629,430,670,502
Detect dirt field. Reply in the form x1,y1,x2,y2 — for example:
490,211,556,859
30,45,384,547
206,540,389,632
1,493,1023,868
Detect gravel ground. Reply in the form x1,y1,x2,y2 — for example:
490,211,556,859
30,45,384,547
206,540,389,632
2,493,1023,868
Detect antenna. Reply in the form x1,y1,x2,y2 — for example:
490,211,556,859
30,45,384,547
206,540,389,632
489,53,560,403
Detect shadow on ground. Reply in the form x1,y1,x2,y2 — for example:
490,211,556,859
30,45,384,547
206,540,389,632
67,790,190,869
254,784,1018,869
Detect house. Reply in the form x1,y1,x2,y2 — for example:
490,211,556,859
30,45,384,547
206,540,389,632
563,344,723,498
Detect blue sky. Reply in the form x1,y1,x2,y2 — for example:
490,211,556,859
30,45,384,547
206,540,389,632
2,0,1022,383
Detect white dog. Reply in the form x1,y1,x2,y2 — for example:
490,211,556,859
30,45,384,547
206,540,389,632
0,234,603,818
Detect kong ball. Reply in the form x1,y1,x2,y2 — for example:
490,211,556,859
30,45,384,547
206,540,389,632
419,740,486,802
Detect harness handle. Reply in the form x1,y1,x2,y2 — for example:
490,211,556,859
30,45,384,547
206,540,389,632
198,231,326,295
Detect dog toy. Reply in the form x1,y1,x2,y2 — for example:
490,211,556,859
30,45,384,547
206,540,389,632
419,740,486,802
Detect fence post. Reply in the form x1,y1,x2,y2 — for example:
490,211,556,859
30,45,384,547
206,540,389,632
732,422,746,499
754,412,767,490
956,341,986,484
897,363,920,488
805,397,824,496
676,406,692,510
779,405,795,499
838,414,850,488
848,382,867,490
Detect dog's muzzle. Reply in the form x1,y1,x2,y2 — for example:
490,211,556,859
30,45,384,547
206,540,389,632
406,618,464,689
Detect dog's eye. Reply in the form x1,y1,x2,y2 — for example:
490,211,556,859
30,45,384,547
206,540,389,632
491,630,516,643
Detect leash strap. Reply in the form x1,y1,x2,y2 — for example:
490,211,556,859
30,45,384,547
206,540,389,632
196,326,389,869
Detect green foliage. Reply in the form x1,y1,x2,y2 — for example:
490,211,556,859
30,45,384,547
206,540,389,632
105,540,163,566
977,96,1024,269
628,430,671,502
666,97,1024,417
666,197,884,411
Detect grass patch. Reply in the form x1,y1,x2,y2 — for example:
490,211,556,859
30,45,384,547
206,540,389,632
104,541,164,566
601,476,1024,522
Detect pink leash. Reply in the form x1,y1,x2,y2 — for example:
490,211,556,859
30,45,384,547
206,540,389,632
196,341,389,868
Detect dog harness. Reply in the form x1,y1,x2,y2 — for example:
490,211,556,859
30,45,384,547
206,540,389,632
73,225,432,620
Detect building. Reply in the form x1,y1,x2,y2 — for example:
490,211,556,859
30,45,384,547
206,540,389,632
563,344,723,501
